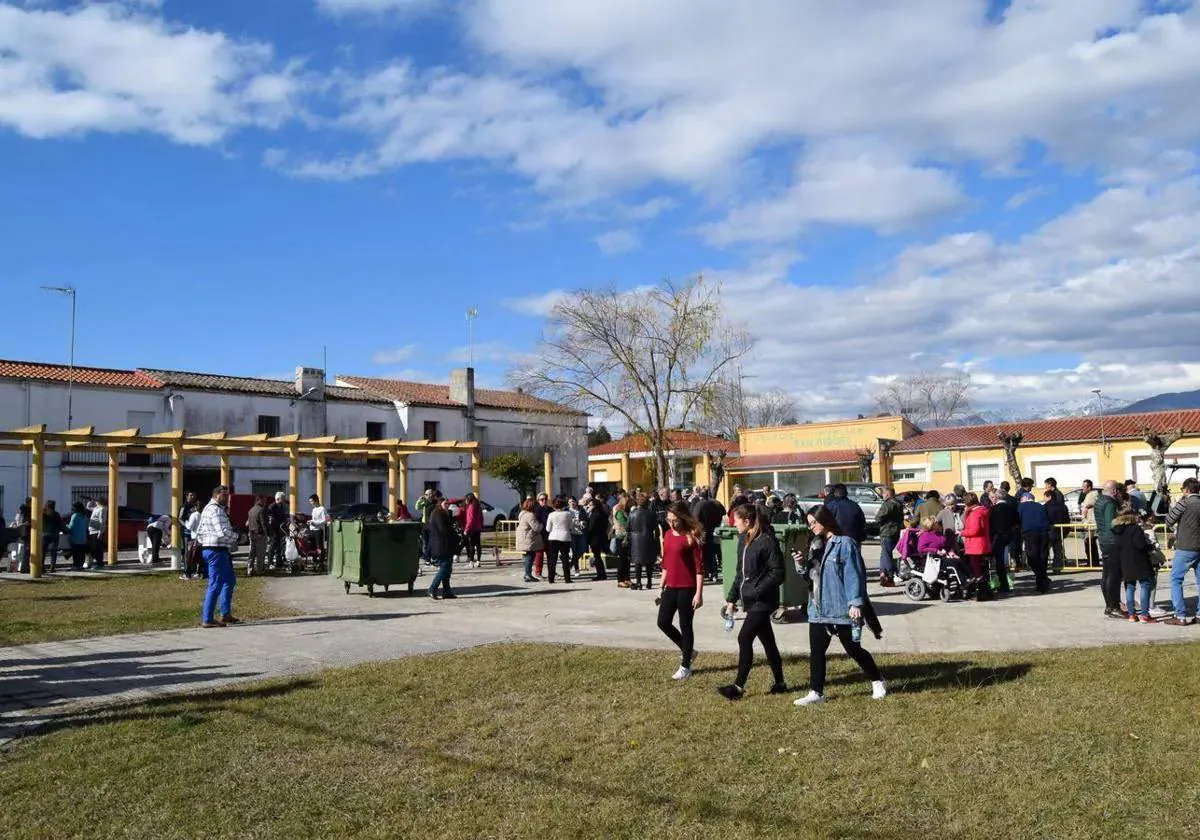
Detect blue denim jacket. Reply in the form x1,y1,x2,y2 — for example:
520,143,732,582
808,534,867,625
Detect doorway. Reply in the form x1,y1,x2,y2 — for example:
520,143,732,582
126,482,154,513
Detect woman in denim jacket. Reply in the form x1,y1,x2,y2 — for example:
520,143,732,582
795,505,886,706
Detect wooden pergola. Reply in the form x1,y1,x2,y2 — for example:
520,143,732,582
0,425,482,578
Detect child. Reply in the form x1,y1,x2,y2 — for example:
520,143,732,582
1112,504,1156,623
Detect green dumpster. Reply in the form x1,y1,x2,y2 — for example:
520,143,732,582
718,524,811,615
331,519,421,597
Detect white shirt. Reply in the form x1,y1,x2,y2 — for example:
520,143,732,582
310,505,328,530
546,510,574,542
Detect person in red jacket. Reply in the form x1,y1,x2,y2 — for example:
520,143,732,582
462,493,484,568
959,492,993,601
657,502,705,681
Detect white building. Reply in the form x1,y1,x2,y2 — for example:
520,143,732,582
0,360,587,518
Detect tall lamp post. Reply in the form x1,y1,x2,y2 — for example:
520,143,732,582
1092,388,1111,457
41,285,77,428
466,307,478,367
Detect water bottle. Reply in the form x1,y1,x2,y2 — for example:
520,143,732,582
851,617,863,644
723,606,735,632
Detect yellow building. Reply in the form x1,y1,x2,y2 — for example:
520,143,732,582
587,431,736,494
887,409,1200,494
726,415,919,498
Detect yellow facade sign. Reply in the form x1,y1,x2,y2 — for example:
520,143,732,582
739,417,911,455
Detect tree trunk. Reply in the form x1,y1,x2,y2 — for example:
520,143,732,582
998,432,1024,485
655,450,670,492
707,450,726,496
1141,427,1184,496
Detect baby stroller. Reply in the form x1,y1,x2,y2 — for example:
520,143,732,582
901,549,977,602
284,524,326,575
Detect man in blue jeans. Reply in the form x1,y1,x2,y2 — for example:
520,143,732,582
194,485,240,628
1164,477,1200,626
874,486,905,587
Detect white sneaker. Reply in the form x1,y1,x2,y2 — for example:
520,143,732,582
794,690,824,706
671,666,692,681
871,680,887,700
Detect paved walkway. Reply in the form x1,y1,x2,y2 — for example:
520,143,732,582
2,562,1197,743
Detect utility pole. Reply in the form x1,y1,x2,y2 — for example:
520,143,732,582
41,285,77,428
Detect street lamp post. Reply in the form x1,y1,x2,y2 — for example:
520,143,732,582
41,285,77,428
1092,388,1111,456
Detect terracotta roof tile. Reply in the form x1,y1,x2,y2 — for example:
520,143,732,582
141,369,390,404
890,409,1200,452
726,449,858,471
339,375,584,415
0,359,161,390
589,431,738,457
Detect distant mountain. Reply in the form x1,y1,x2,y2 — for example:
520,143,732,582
1116,390,1200,414
942,396,1134,428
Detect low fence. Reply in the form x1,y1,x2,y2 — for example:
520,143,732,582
1051,523,1174,571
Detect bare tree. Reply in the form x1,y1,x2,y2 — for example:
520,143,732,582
706,448,729,495
1139,426,1185,497
998,431,1024,485
874,370,972,428
856,447,876,483
699,378,800,442
512,275,753,486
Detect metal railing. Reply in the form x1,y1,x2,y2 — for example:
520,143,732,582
1051,523,1175,570
61,450,170,468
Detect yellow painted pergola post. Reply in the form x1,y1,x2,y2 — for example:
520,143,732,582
398,456,409,507
288,446,299,514
620,452,631,489
106,449,120,566
471,450,481,497
219,453,231,490
315,455,327,505
701,452,712,491
29,434,45,578
543,449,554,496
387,451,399,516
170,442,184,551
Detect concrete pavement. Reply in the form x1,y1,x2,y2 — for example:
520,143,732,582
2,561,1197,743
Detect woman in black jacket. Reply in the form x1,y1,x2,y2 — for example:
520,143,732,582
626,492,659,590
426,496,458,599
585,498,610,581
717,503,789,699
1112,506,1155,622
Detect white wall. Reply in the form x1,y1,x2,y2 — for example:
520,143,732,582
0,376,587,517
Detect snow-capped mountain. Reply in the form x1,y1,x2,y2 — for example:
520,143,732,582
950,396,1134,427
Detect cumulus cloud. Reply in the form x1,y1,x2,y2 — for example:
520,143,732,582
315,0,439,18
371,344,418,364
594,228,640,255
0,1,303,144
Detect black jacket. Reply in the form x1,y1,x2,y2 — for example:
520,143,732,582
427,507,456,558
726,530,784,613
586,503,609,542
1043,492,1070,526
1112,513,1155,582
824,496,866,543
988,497,1019,535
693,498,726,534
627,506,660,567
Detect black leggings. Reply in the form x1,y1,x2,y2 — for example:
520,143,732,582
547,540,571,582
589,537,608,579
633,562,653,589
809,622,881,695
734,609,785,688
466,531,482,563
657,587,696,668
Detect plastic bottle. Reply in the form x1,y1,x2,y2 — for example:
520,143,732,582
723,606,735,632
851,617,863,644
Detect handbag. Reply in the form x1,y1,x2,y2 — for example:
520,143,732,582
285,537,301,562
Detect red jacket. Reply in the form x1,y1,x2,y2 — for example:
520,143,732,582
960,505,991,556
464,502,484,534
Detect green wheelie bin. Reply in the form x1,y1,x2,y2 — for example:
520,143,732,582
718,523,811,619
331,519,422,597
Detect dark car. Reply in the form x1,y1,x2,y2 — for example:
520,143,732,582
327,502,390,522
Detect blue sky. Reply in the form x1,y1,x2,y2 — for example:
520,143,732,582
2,0,1199,418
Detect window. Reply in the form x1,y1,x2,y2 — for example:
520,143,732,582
672,461,696,489
966,463,1002,491
829,468,860,485
891,467,927,483
257,415,281,437
592,469,609,482
423,480,440,493
251,481,286,498
422,421,439,442
367,481,386,506
475,425,488,445
559,477,576,497
522,428,537,447
776,470,826,498
71,486,106,506
366,422,386,440
330,482,361,507
733,472,775,493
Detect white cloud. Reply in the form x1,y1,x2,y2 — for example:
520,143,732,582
503,289,568,317
703,140,965,245
371,344,418,364
1005,186,1050,210
315,0,437,17
621,196,677,221
443,340,521,365
594,228,640,255
0,1,301,144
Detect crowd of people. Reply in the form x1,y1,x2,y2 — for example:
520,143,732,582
2,495,111,573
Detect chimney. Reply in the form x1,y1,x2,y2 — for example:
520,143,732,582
450,367,476,418
295,367,326,401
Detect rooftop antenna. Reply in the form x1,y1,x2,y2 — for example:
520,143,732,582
466,307,479,368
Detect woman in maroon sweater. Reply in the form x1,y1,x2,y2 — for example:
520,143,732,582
657,503,705,680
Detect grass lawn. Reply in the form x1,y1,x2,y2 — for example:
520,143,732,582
2,643,1199,839
0,573,293,646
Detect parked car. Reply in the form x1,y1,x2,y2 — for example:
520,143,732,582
116,506,160,549
327,502,391,522
447,498,507,529
796,482,885,535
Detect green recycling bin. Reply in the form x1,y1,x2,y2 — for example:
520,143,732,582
331,519,421,597
718,523,811,612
